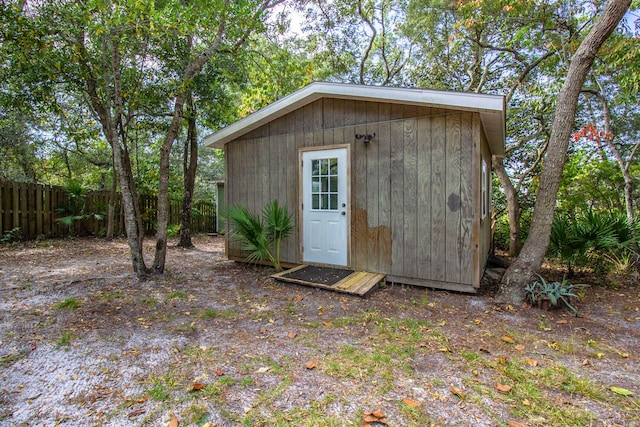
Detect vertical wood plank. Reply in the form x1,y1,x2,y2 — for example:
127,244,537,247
294,107,305,261
35,183,42,236
323,98,335,147
312,99,323,147
390,104,405,276
366,102,380,272
377,103,392,273
430,109,446,281
459,112,475,285
473,114,483,287
278,125,290,261
353,100,369,270
403,105,418,278
12,182,19,234
416,108,432,279
286,111,298,263
303,103,314,148
445,112,462,284
270,123,280,206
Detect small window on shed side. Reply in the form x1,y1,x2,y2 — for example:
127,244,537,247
481,158,488,219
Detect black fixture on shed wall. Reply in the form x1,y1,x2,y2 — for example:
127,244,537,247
355,133,376,145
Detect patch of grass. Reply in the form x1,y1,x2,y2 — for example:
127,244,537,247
399,402,437,427
140,296,159,309
166,290,187,300
240,378,292,425
463,355,601,425
198,308,237,320
172,322,197,333
182,403,208,425
99,290,123,303
0,350,29,365
55,331,74,349
243,394,354,427
145,373,180,402
285,303,296,316
331,308,382,327
53,297,80,310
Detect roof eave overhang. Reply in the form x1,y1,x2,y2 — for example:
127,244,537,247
204,82,506,156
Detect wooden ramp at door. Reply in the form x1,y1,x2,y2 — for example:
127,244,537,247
271,265,385,297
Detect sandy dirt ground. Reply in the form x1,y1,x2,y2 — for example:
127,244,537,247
0,235,638,426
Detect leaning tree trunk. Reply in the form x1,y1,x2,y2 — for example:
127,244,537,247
496,0,631,304
178,97,198,248
493,157,522,257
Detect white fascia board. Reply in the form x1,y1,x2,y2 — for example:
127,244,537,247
204,82,505,150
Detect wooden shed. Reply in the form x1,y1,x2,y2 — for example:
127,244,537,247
205,82,505,293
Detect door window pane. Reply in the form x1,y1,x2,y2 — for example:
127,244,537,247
310,156,339,211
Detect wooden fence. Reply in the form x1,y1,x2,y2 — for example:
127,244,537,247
0,181,217,240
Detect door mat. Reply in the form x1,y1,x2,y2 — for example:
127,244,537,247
272,265,385,297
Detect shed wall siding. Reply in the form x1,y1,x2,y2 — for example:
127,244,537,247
226,98,482,287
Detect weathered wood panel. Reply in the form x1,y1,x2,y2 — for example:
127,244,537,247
390,104,405,276
377,103,392,274
416,108,432,279
365,102,380,273
403,105,418,278
459,112,475,285
353,101,369,271
430,110,446,282
445,113,462,284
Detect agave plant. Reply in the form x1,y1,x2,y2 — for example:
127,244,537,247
524,274,588,315
223,200,294,272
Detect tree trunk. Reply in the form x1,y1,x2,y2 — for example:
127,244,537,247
152,92,187,273
106,160,117,240
178,97,198,248
493,157,521,257
496,0,631,304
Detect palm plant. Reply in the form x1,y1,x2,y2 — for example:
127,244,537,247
224,200,294,272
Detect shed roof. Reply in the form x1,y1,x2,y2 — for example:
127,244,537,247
204,82,506,156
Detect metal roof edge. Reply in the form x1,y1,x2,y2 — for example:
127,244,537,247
204,82,505,151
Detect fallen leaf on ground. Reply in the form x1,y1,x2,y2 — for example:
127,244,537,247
525,358,538,367
305,360,317,369
363,410,388,425
583,359,591,366
496,383,512,393
215,368,224,376
402,397,421,407
127,409,146,418
556,320,568,324
295,295,303,301
189,383,206,392
167,417,179,427
501,336,516,344
507,421,529,427
522,399,531,406
514,344,525,351
287,331,297,339
449,386,466,399
611,386,633,396
256,366,271,373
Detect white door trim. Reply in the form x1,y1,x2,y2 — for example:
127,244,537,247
299,145,350,267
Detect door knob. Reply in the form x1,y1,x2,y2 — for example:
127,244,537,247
341,211,346,216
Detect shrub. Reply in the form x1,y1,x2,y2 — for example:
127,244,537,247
223,200,294,272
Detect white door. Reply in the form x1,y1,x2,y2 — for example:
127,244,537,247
302,148,349,266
